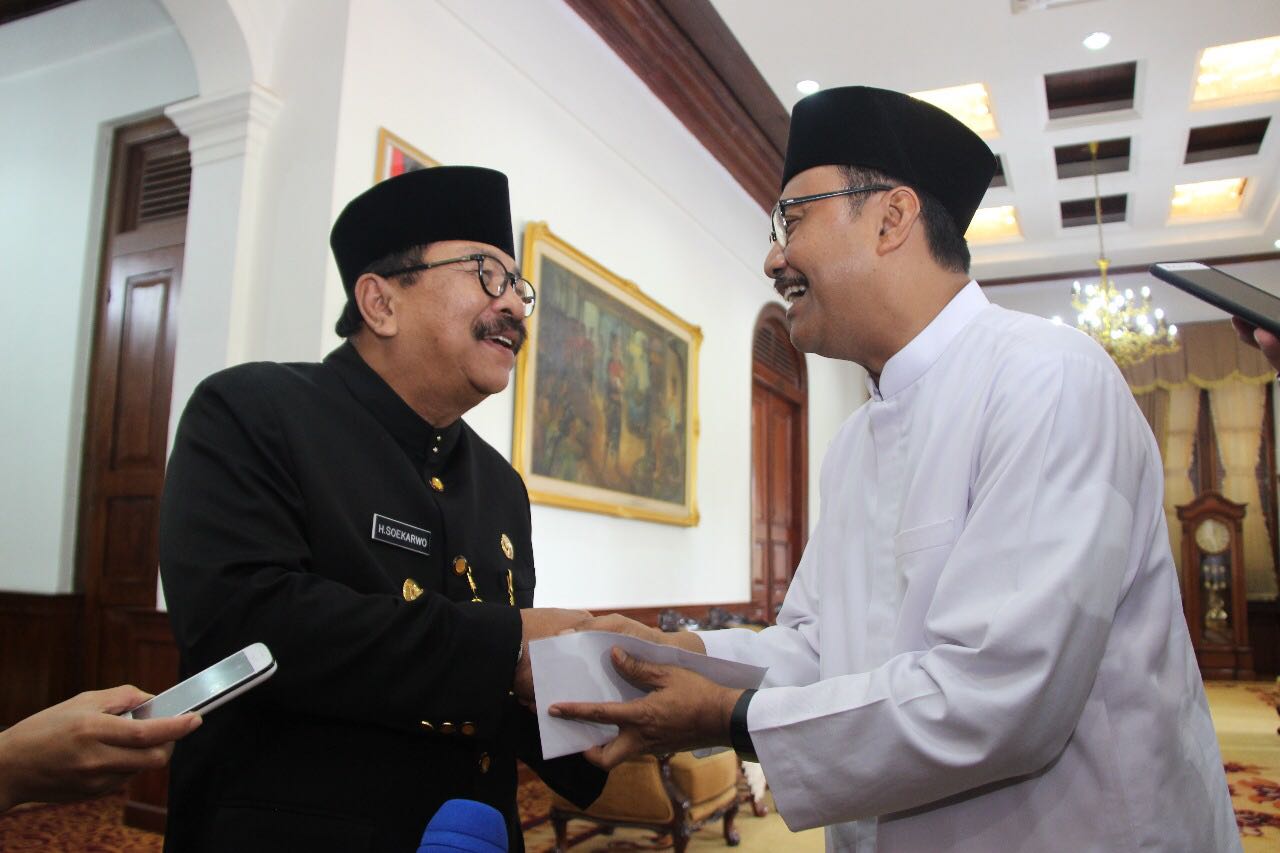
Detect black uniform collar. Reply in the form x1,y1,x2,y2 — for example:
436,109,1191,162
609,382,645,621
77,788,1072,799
324,342,463,469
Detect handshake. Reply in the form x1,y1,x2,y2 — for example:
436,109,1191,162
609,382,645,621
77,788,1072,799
512,610,705,706
512,609,745,770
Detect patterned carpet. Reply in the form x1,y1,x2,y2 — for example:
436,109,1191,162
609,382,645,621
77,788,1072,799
2,680,1276,852
0,795,163,852
1211,681,1280,851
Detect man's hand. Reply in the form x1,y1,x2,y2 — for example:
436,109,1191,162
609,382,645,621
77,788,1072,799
548,647,740,770
514,607,593,704
569,613,707,654
1232,316,1280,370
0,685,201,812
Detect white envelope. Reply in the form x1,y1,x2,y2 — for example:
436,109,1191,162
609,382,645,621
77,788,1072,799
530,630,767,760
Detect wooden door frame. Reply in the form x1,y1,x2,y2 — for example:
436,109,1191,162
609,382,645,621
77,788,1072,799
74,115,187,688
750,303,808,620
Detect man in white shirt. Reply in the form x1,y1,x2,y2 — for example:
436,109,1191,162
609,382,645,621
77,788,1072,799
550,86,1239,852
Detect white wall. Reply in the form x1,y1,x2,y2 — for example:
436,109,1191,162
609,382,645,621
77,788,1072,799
0,0,861,606
235,0,351,363
327,0,859,609
0,0,197,593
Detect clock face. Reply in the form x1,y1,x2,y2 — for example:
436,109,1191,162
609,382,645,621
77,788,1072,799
1195,519,1231,555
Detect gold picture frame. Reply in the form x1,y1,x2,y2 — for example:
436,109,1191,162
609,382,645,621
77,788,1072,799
373,127,439,183
513,222,701,526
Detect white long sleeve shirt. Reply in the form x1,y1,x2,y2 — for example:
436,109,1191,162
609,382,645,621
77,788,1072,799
702,282,1238,852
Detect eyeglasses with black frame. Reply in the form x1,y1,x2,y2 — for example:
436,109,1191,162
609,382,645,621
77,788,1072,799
769,184,893,249
382,253,537,317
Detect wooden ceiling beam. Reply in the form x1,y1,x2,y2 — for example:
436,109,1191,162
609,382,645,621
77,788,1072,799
563,0,786,212
0,0,76,27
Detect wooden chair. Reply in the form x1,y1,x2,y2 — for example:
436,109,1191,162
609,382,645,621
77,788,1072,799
549,750,741,852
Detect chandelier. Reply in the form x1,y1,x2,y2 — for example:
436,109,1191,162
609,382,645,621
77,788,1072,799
1070,141,1180,368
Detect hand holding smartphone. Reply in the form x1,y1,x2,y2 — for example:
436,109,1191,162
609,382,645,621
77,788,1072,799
1149,262,1280,339
121,643,276,720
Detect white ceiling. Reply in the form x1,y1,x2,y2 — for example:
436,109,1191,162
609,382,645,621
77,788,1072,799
709,0,1280,286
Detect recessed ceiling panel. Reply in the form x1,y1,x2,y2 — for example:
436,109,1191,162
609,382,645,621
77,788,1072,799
1054,138,1131,179
1193,35,1280,104
909,83,998,138
1170,178,1246,219
1185,118,1270,163
1061,194,1127,227
1044,61,1137,119
990,155,1008,189
967,205,1022,242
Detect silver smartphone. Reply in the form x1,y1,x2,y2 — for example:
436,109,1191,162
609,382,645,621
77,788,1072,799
1149,262,1280,338
120,642,277,719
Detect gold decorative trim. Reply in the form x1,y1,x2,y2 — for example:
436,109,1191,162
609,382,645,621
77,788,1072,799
1126,370,1276,395
513,222,701,526
373,127,440,184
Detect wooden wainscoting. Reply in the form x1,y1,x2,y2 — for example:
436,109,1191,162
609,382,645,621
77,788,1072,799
605,601,761,628
116,608,180,832
77,600,752,833
0,592,84,726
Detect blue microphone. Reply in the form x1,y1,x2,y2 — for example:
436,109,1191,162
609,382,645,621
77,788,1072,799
416,799,507,852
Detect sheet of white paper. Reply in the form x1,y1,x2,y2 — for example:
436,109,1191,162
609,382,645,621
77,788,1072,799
530,631,767,760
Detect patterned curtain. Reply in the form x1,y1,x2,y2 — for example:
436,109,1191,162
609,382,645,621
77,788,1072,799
1132,389,1170,459
1161,386,1199,584
1208,383,1278,599
1121,320,1278,600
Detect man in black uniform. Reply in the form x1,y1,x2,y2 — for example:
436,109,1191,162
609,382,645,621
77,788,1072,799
159,166,605,852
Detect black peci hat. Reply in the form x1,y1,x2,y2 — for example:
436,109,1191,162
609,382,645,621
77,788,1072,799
781,86,996,233
330,166,515,293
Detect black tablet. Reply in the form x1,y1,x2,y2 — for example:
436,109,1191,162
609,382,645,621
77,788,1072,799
1149,262,1280,339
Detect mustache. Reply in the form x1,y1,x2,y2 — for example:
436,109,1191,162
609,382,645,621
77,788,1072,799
473,314,527,354
773,273,808,297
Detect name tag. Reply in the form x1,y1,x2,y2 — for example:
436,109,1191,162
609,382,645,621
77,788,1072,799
371,514,432,555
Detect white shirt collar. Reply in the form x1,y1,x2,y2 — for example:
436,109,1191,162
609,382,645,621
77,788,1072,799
866,280,989,400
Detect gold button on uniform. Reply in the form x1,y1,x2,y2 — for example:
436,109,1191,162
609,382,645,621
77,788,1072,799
429,476,444,492
461,722,476,736
453,556,469,576
478,752,491,773
402,579,424,602
419,720,434,732
440,722,455,735
500,533,514,560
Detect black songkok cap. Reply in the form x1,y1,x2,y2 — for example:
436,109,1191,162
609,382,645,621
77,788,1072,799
782,86,996,233
330,166,514,293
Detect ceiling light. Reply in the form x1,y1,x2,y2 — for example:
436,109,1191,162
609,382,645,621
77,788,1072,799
909,83,998,137
1072,141,1178,367
1170,178,1247,219
1193,35,1280,104
796,80,820,95
965,205,1021,242
1274,238,1280,249
1082,32,1111,51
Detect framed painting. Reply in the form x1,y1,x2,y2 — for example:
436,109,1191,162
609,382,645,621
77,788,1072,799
373,127,439,182
513,222,701,526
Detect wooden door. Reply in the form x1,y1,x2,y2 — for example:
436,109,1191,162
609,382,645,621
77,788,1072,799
77,117,189,689
750,306,808,622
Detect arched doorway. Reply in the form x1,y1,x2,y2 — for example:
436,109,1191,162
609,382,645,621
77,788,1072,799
750,304,808,623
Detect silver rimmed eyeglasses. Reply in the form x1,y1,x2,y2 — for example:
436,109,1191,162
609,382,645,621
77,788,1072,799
770,184,892,249
383,253,537,317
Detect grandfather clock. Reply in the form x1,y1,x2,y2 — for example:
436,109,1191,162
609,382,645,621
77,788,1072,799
1176,492,1254,680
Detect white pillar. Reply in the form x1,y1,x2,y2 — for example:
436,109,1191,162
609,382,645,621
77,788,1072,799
165,84,282,442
